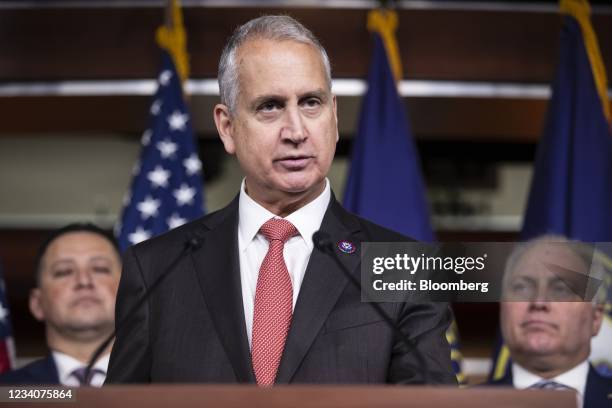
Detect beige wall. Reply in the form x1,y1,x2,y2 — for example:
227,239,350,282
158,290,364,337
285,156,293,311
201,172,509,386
0,134,531,229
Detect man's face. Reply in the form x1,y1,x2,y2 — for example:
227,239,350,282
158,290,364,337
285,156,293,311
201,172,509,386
30,232,121,340
215,38,338,207
500,243,604,370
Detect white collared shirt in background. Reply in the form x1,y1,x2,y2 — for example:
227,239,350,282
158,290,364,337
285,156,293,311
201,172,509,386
238,178,331,348
512,360,588,407
52,351,109,387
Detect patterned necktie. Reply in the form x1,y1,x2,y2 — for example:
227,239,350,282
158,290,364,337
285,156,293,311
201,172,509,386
528,380,574,391
71,366,104,386
251,218,297,386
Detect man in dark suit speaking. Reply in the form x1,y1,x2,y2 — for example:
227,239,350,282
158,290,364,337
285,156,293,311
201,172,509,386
106,15,455,385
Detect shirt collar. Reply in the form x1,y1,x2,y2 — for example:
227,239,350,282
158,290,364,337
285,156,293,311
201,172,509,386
238,178,331,250
512,360,589,397
52,351,110,384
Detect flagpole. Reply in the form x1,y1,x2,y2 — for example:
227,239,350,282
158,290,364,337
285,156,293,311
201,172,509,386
164,0,172,29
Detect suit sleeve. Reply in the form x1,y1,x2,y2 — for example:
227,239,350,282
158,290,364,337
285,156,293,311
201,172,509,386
105,247,151,383
388,301,457,385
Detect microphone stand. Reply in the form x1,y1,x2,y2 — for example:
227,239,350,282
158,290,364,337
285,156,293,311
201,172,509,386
313,231,432,384
84,234,204,383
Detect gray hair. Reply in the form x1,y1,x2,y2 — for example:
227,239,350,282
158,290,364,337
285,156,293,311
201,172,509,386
502,235,608,304
218,15,332,113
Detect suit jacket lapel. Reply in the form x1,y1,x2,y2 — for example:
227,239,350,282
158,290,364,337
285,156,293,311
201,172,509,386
190,197,255,383
584,364,610,408
42,355,60,384
275,197,363,383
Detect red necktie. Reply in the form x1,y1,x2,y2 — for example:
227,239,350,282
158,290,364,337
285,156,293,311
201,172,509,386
251,218,297,386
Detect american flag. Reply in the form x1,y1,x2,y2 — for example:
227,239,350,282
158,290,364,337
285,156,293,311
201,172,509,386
0,262,15,374
115,50,205,252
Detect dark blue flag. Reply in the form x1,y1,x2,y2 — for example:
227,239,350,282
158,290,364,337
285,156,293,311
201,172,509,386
491,0,612,380
343,10,465,383
116,51,205,251
343,33,433,241
521,20,612,241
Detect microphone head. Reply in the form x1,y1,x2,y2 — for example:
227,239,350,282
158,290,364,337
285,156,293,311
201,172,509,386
312,231,333,252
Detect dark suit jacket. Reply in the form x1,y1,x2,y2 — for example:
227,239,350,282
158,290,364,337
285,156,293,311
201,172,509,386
485,363,612,408
106,195,456,384
0,355,59,384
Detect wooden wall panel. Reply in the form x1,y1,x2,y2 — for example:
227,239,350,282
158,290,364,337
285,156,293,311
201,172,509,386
0,94,548,141
1,7,611,81
1,6,611,142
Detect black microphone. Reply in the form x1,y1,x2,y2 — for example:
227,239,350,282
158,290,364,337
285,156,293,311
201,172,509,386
85,231,205,383
312,231,432,384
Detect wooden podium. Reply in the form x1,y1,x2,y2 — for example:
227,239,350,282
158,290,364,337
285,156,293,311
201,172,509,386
13,385,577,408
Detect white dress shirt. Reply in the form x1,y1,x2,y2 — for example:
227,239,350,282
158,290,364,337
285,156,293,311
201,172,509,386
512,360,588,407
238,178,331,348
52,351,109,387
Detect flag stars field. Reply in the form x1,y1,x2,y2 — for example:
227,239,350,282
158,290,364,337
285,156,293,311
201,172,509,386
166,213,187,229
128,227,152,245
147,165,171,188
150,99,162,115
141,129,152,146
137,196,161,219
156,139,178,158
183,153,202,176
116,45,204,251
168,110,189,132
159,70,172,86
173,184,196,206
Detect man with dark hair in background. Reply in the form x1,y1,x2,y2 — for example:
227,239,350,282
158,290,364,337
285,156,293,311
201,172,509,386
0,223,121,386
107,15,455,385
490,236,612,408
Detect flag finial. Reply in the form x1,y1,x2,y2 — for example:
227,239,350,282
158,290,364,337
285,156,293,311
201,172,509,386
156,0,189,83
560,0,610,122
367,9,403,82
